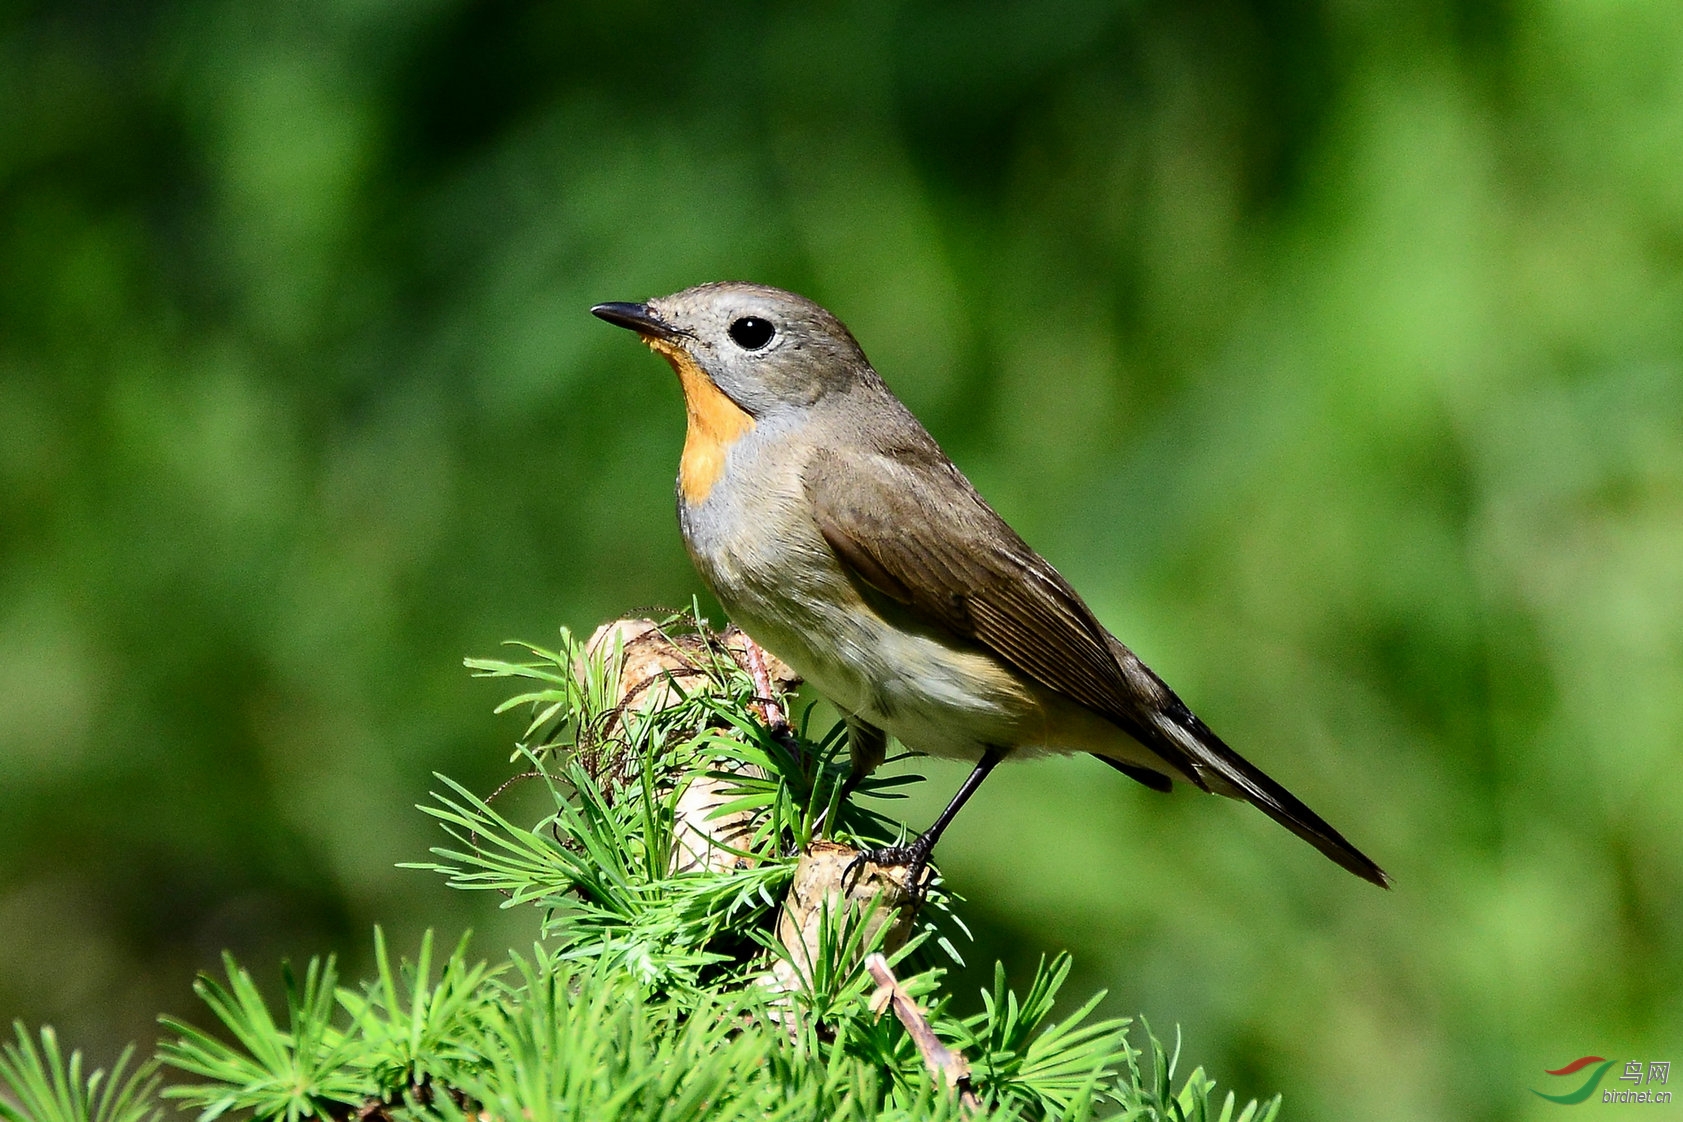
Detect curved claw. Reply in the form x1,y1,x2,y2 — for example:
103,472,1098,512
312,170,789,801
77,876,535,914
840,851,870,895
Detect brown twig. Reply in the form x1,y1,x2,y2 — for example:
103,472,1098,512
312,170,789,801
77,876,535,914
738,631,790,735
865,953,980,1113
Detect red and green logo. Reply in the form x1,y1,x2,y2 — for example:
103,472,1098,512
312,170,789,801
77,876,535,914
1534,1057,1615,1104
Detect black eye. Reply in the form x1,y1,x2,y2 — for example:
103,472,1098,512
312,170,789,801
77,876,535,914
728,316,775,350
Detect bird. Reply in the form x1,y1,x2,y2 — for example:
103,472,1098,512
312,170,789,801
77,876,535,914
591,282,1388,889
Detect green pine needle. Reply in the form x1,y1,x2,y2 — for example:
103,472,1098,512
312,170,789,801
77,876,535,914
158,955,368,1122
0,1025,160,1122
17,612,1284,1121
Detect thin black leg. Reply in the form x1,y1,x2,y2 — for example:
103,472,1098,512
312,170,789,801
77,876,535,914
853,747,1005,890
914,747,1004,854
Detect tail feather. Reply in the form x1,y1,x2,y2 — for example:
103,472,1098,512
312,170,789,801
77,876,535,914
1159,710,1391,889
1091,753,1176,793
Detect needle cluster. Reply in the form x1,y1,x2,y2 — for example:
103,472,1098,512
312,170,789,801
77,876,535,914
2,611,1280,1122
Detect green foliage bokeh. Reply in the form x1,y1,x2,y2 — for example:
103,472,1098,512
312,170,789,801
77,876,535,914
2,2,1679,1120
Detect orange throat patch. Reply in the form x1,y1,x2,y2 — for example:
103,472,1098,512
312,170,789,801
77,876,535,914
646,337,756,504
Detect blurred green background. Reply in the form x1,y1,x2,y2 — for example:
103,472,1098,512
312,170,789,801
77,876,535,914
3,0,1680,1118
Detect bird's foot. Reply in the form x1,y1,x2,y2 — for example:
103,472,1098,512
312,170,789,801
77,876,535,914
842,837,937,899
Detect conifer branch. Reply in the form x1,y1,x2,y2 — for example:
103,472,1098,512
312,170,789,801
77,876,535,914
3,610,1283,1122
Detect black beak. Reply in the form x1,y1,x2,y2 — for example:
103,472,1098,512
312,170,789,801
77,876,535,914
590,301,681,341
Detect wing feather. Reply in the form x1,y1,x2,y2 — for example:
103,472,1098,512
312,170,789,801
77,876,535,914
803,447,1204,786
801,444,1390,886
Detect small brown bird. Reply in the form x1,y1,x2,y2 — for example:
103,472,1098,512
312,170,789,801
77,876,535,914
593,283,1388,888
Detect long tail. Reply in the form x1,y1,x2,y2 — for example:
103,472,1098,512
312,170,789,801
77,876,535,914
1153,707,1391,888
